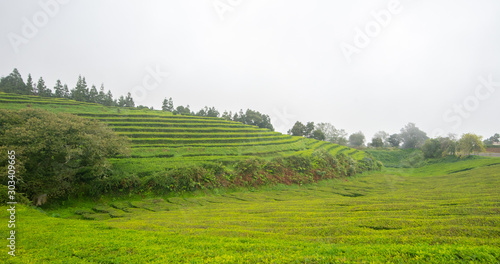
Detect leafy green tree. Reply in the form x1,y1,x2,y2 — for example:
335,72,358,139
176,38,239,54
457,133,485,156
373,131,389,146
484,133,500,145
117,95,126,107
37,77,52,97
349,131,365,147
71,75,89,102
0,109,130,200
232,109,274,131
311,129,326,141
337,136,348,146
53,80,64,98
305,122,315,138
205,107,219,117
233,109,245,123
162,98,171,111
161,97,174,112
387,134,401,148
243,109,273,131
221,110,232,121
136,105,152,110
103,90,114,106
370,137,384,148
288,121,306,136
315,123,348,145
492,133,500,143
400,123,428,149
0,68,29,94
439,135,457,156
97,84,106,104
173,105,192,115
124,92,135,107
422,138,442,159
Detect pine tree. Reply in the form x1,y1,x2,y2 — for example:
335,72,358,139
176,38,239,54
89,85,98,103
97,84,106,104
26,74,35,95
167,97,174,112
162,98,169,111
104,90,114,106
125,92,135,107
81,77,89,101
118,95,126,107
37,77,52,97
62,84,70,98
0,68,28,94
71,75,89,102
53,80,64,98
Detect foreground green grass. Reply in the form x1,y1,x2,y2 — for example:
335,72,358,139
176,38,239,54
1,158,499,263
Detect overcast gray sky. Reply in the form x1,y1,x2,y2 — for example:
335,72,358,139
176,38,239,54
1,0,500,140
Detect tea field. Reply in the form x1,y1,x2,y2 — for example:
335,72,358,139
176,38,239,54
1,157,500,263
0,92,367,175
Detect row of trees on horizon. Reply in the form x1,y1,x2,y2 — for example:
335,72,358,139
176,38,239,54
1,68,498,154
0,68,275,131
287,121,499,157
0,68,137,107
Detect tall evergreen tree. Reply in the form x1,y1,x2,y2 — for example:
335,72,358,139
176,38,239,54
62,84,70,98
0,68,28,94
125,92,135,107
167,97,173,112
26,73,35,95
53,80,64,98
162,98,169,111
104,90,114,106
97,84,106,104
71,75,89,102
162,97,174,111
81,77,89,101
37,77,52,97
89,85,98,103
117,95,126,107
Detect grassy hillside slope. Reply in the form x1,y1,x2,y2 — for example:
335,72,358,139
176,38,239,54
0,92,373,178
1,157,499,263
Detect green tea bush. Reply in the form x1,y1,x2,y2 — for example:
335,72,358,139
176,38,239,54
0,185,30,204
401,150,425,168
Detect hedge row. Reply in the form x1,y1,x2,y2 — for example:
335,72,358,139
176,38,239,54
116,132,281,139
92,118,236,124
129,138,302,148
76,113,229,120
0,99,94,106
129,136,290,144
111,127,270,133
85,150,382,196
106,122,256,128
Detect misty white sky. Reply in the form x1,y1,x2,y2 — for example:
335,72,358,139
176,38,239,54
1,0,500,140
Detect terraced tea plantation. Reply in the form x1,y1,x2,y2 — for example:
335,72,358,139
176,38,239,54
78,113,363,173
0,92,366,174
1,92,500,262
1,157,499,263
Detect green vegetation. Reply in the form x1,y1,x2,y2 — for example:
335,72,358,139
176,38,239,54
1,157,499,263
0,108,130,200
0,92,378,201
366,148,425,168
1,92,499,263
